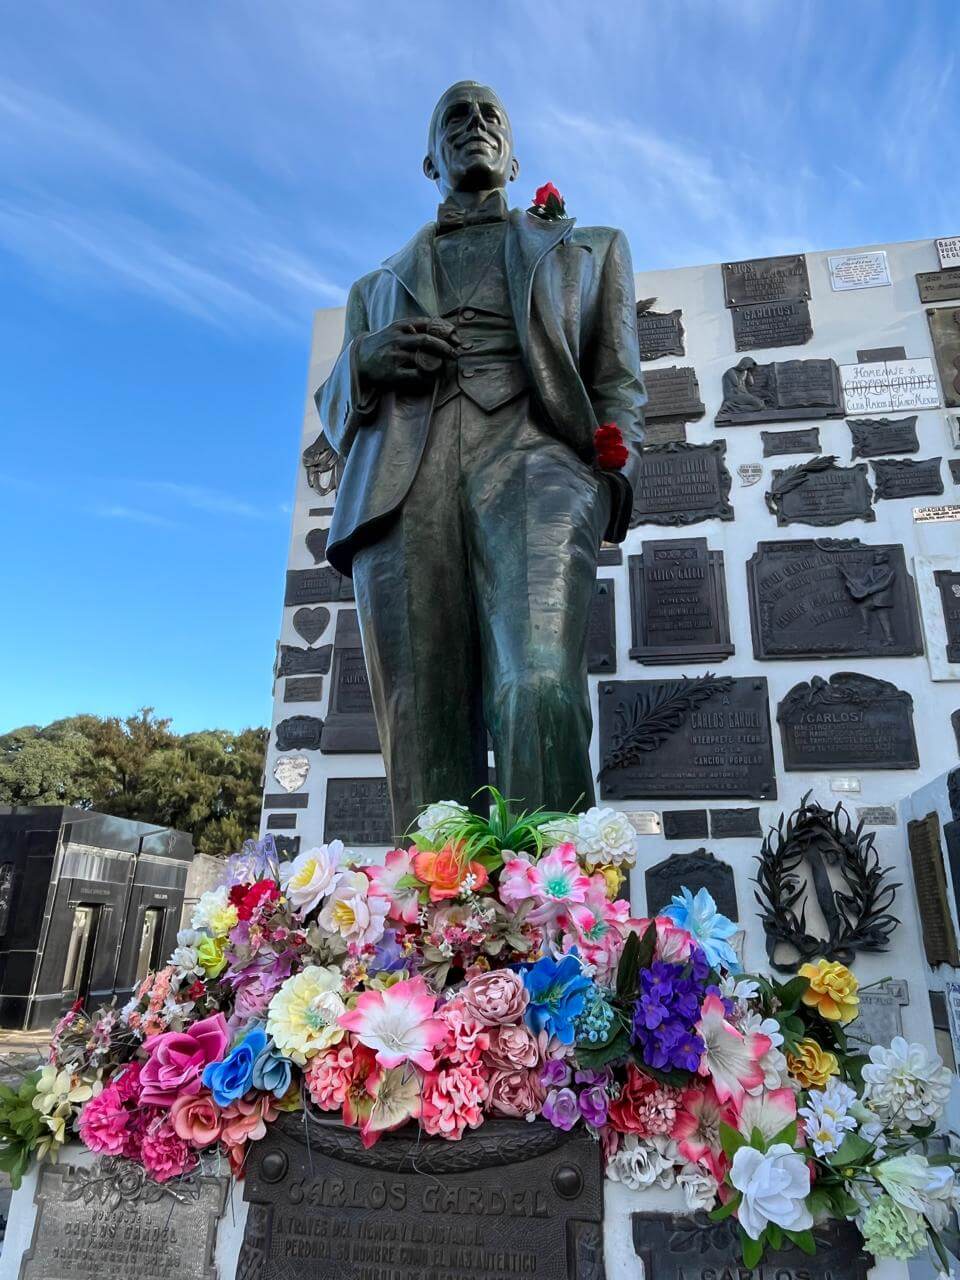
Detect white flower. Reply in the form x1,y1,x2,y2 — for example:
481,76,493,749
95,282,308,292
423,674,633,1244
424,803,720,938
798,1079,858,1157
280,841,345,916
721,976,760,1003
317,869,388,946
416,801,469,843
170,943,201,974
191,885,231,931
741,1012,788,1092
266,965,347,1065
605,1135,678,1191
729,1143,813,1241
678,1162,719,1211
875,1154,957,1230
861,1037,951,1127
575,807,638,868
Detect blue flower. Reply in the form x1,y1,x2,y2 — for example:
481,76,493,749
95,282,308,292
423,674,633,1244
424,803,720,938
202,1025,267,1107
251,1039,293,1099
520,953,592,1045
662,886,740,972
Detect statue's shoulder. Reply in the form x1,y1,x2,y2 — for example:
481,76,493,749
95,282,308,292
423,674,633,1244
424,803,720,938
568,223,627,253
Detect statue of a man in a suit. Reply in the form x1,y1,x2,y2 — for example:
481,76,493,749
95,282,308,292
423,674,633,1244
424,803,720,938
318,81,645,839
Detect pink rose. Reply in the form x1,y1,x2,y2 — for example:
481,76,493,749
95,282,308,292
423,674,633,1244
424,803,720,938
139,1012,229,1106
171,1090,223,1148
488,1067,546,1119
460,970,528,1026
77,1085,127,1156
305,1043,358,1111
140,1114,195,1183
437,999,490,1065
484,1023,540,1071
221,1093,279,1147
421,1062,489,1140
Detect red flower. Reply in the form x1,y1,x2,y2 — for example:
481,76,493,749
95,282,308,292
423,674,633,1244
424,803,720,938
594,422,628,471
228,879,280,921
533,182,563,208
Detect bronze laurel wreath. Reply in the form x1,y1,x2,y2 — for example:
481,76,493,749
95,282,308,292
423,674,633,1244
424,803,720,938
754,793,900,972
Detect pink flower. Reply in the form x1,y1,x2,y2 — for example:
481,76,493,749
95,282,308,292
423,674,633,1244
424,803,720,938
140,1114,195,1183
305,1042,360,1110
519,844,591,927
484,1023,541,1071
488,1067,546,1119
459,969,528,1026
140,1013,230,1106
565,881,644,982
608,1065,680,1136
695,995,771,1104
421,1062,489,1140
734,1088,797,1144
220,1093,279,1146
77,1085,128,1156
339,976,447,1071
437,999,490,1065
365,849,420,924
498,853,540,910
113,1061,143,1104
672,1083,737,1180
171,1090,223,1148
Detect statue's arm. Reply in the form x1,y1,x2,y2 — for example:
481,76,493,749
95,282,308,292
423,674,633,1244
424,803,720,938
315,279,376,459
586,230,646,539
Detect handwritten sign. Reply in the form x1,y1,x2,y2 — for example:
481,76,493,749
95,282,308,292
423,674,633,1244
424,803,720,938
841,357,940,413
828,250,891,291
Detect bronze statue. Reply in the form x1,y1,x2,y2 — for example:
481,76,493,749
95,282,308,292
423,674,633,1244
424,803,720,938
317,82,645,838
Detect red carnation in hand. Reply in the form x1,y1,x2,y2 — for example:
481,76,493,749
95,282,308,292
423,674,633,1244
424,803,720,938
594,422,628,471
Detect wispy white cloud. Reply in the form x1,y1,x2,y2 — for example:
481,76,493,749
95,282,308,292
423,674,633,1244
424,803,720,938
92,505,178,528
145,482,273,521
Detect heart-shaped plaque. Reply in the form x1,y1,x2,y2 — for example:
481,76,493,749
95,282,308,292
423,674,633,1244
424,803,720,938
272,755,310,793
305,527,329,565
293,606,330,646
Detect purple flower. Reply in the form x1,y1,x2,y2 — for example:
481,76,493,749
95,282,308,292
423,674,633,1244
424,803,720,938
542,1087,579,1131
578,1084,609,1127
630,946,711,1073
541,1058,572,1088
371,930,407,973
574,1067,612,1086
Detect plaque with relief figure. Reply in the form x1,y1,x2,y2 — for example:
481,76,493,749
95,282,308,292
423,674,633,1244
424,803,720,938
777,673,919,771
765,457,875,527
716,357,844,425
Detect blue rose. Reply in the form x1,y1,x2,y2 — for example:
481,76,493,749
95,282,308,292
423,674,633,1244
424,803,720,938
520,953,592,1045
252,1040,293,1099
202,1025,267,1107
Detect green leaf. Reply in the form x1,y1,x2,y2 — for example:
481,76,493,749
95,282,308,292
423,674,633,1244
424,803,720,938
720,1121,747,1160
741,1231,764,1269
750,1126,766,1151
709,1192,740,1222
770,1119,798,1149
575,1029,631,1070
830,1133,873,1167
766,1224,783,1250
776,975,810,1011
635,918,659,972
615,927,642,999
784,1228,816,1255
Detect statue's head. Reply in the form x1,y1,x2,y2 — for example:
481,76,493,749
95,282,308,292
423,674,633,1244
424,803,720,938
424,81,518,197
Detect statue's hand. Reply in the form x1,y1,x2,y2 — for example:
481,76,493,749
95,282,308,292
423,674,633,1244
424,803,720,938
356,318,460,390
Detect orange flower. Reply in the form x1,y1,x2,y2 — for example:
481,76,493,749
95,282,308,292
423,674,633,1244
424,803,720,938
786,1038,838,1089
798,959,859,1025
413,844,489,902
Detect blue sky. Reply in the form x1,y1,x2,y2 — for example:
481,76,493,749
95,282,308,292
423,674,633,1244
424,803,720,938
1,0,957,733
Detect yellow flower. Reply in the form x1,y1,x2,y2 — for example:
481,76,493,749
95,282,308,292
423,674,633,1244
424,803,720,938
798,958,859,1024
207,903,239,939
266,965,346,1066
598,864,625,900
197,935,227,978
787,1038,839,1089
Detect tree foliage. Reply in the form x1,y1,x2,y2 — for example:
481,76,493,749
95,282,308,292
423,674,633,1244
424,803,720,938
0,709,267,856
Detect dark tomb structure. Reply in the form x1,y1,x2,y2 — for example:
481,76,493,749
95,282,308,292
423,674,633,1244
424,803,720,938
0,808,193,1029
629,538,734,665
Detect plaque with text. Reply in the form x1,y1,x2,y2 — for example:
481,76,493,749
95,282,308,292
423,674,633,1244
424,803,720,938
20,1161,228,1280
292,606,330,646
636,302,684,360
846,979,909,1050
629,442,733,528
274,835,300,858
285,566,354,605
599,675,776,801
239,1115,604,1280
306,527,329,564
731,299,812,351
716,357,843,425
917,266,960,303
587,580,616,674
848,415,919,459
872,456,944,500
950,459,960,484
908,812,959,968
276,644,332,678
276,715,324,752
858,345,906,363
856,805,897,826
777,673,919,771
643,365,706,422
935,569,960,663
841,356,941,413
642,417,687,446
828,250,890,291
284,676,324,703
263,792,309,809
320,610,380,753
915,504,960,522
598,544,623,566
645,849,737,921
324,778,392,845
629,538,734,664
938,238,960,269
709,807,762,839
765,458,875,527
632,1213,869,1280
746,539,923,659
267,813,297,830
662,810,708,840
927,306,960,408
722,254,810,307
761,427,821,456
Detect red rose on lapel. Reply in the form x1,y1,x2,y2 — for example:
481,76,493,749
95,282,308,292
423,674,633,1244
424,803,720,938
594,423,628,471
528,183,567,221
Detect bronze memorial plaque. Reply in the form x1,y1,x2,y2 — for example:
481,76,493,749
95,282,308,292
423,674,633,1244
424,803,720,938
777,673,919,771
765,458,875,527
629,442,733,528
730,299,813,351
721,254,811,307
908,812,960,968
629,538,734,664
239,1114,605,1280
636,300,685,361
717,357,844,426
324,777,393,845
927,306,960,408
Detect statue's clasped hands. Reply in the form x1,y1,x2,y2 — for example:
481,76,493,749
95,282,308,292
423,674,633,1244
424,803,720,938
356,318,461,390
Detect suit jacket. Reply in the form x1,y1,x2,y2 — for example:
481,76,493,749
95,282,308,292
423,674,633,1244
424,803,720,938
316,207,646,576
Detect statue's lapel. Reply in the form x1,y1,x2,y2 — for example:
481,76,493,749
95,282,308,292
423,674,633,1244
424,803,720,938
505,208,576,349
382,223,439,316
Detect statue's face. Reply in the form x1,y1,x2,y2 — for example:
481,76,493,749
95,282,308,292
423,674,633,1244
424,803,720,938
425,84,517,195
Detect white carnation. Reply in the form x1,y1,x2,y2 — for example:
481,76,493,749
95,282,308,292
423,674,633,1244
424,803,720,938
678,1162,718,1211
416,800,469,843
575,807,638,869
861,1037,952,1128
605,1135,677,1191
191,885,230,931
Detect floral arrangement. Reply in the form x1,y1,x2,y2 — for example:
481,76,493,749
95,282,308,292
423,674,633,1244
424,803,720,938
4,791,958,1272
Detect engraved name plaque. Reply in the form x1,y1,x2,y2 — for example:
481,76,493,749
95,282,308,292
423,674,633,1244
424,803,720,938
599,675,776,801
319,610,380,753
629,442,733,528
276,644,333,678
709,807,763,839
731,299,812,351
629,538,734,665
761,427,821,457
871,457,944,500
645,849,737,921
746,539,923,660
239,1114,605,1280
643,365,706,422
847,415,919,459
285,566,354,605
777,673,919,771
765,458,875,527
275,715,324,752
721,254,811,307
324,777,393,845
927,306,960,409
661,809,709,841
587,580,616,674
917,266,960,304
636,301,685,361
284,676,325,703
716,357,843,426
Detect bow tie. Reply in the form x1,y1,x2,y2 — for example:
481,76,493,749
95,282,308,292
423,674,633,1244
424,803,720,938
436,192,507,235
